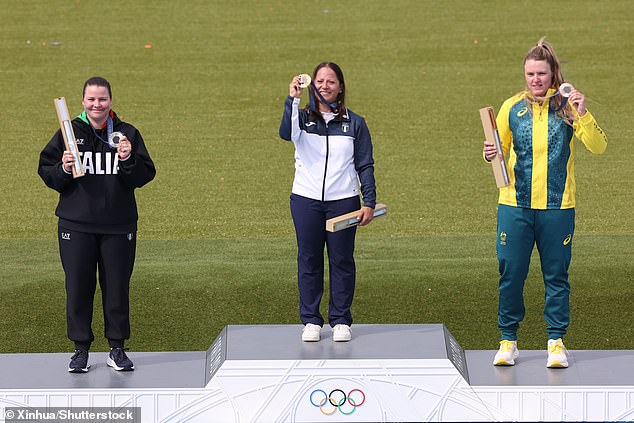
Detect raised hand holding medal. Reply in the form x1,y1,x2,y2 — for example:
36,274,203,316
298,74,311,88
560,83,587,116
116,134,132,160
290,73,311,98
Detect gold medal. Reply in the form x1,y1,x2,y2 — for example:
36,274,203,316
298,74,311,88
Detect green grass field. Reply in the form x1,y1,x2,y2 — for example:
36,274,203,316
1,0,633,353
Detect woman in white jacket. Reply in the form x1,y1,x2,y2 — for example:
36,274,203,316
279,62,377,343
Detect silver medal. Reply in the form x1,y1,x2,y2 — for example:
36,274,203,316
108,131,124,149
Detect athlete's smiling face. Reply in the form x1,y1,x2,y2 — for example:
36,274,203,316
314,66,341,107
524,59,553,97
82,85,112,127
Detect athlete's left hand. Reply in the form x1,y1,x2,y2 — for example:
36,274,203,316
568,89,586,116
356,206,375,226
117,137,132,160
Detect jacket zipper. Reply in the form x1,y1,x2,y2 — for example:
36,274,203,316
321,124,329,201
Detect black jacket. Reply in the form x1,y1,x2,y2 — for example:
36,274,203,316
38,111,156,233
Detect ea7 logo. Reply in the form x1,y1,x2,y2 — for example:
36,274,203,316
61,232,71,240
75,138,85,145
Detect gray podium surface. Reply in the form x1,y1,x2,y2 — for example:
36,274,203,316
0,351,205,389
467,349,634,386
1,325,632,390
224,324,450,360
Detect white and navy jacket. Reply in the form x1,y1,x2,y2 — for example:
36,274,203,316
279,96,376,208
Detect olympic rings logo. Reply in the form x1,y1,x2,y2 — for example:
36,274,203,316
309,388,365,415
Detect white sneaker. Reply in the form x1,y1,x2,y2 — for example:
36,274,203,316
332,324,351,342
493,340,519,366
302,324,321,342
547,338,569,368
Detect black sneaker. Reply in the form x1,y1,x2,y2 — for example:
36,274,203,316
68,349,90,373
106,347,134,371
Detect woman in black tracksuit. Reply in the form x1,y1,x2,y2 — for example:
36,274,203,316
38,76,155,373
279,62,376,343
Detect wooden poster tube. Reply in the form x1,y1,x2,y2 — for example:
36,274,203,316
479,106,510,188
326,203,387,232
54,97,85,178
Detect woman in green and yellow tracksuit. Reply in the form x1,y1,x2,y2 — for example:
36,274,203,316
483,38,608,368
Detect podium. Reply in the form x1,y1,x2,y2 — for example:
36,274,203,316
203,324,477,422
2,324,634,422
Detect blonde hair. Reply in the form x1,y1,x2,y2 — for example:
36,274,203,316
522,37,575,123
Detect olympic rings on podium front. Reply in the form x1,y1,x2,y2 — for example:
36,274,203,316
310,388,366,415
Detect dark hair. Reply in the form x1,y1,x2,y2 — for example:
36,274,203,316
82,76,112,99
306,62,346,118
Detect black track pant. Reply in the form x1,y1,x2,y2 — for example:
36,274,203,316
58,224,136,347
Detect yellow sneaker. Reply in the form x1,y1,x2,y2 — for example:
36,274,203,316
493,340,519,366
547,338,569,368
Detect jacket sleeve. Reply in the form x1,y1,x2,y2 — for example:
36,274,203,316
38,130,74,193
496,99,514,157
353,117,376,209
573,109,607,154
117,128,156,189
279,96,303,142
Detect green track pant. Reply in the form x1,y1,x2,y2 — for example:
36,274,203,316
496,204,575,341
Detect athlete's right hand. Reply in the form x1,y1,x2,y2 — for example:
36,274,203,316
289,75,303,98
62,150,75,172
483,141,497,162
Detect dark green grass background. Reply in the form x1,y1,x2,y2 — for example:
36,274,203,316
1,0,632,353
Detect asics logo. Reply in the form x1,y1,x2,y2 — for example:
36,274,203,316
310,388,365,416
563,234,572,245
517,107,528,117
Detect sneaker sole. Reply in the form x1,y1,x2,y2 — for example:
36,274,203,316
302,336,320,342
333,336,351,342
547,360,568,368
106,357,134,371
493,350,519,366
68,365,90,373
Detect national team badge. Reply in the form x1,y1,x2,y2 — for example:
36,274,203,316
342,123,349,133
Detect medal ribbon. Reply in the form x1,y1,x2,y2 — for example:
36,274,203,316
550,95,568,112
90,115,114,148
308,82,339,113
